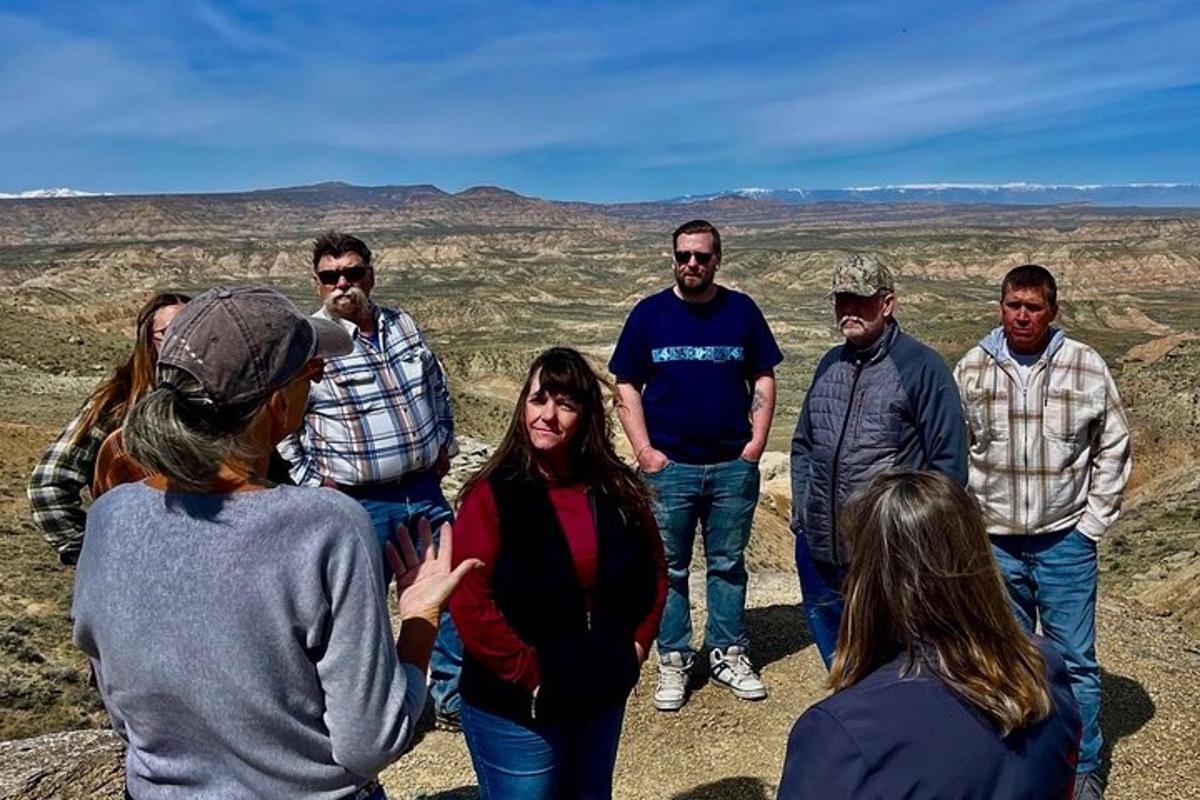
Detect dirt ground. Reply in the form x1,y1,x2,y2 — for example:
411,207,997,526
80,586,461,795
381,572,1200,800
5,571,1194,799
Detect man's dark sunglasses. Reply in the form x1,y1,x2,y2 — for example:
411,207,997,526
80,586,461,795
674,250,715,266
316,265,370,285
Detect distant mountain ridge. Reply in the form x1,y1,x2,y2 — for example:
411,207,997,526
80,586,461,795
0,188,109,199
0,181,611,247
6,180,1200,248
7,180,1200,207
669,183,1200,207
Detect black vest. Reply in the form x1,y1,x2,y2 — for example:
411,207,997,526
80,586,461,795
458,467,656,723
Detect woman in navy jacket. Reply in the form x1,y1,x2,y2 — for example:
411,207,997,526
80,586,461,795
778,470,1080,800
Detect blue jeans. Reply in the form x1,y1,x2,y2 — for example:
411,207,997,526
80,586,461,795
642,457,759,656
461,700,626,799
354,469,463,717
990,528,1101,775
793,533,847,670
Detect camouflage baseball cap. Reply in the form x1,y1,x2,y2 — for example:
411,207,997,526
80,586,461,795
828,254,895,298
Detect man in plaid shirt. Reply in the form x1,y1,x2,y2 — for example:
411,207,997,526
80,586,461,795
954,264,1131,800
277,231,464,731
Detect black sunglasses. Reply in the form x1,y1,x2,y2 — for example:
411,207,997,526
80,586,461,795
674,250,715,266
316,265,370,285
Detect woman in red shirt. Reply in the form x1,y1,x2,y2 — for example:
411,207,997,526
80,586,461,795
451,347,667,800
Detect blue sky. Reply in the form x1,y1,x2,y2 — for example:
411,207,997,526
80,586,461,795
2,0,1198,201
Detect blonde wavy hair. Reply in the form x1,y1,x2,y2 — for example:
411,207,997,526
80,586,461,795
829,470,1052,736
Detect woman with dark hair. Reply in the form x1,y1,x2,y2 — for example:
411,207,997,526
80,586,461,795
72,286,479,799
778,470,1080,800
450,347,668,799
28,291,190,565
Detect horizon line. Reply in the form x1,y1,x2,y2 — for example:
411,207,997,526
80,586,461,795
5,179,1200,205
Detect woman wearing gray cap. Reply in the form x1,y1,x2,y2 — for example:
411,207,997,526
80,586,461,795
71,286,480,800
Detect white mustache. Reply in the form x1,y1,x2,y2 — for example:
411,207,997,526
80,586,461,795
329,287,367,303
324,287,369,319
838,315,866,327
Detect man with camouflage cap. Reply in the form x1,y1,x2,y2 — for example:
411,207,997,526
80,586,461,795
789,254,967,668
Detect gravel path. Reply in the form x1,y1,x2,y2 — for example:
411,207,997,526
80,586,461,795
382,571,1200,799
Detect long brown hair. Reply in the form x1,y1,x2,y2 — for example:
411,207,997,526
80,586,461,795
829,470,1052,736
70,291,190,446
460,347,650,516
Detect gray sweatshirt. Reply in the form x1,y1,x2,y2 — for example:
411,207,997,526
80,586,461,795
72,482,425,799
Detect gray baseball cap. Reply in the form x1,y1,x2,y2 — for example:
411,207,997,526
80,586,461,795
828,254,896,298
157,285,351,411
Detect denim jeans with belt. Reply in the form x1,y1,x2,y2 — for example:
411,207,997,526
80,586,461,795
353,468,463,718
990,528,1101,775
641,457,760,656
461,699,626,799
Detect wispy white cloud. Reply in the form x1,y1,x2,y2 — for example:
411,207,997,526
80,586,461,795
0,0,1197,196
0,12,229,137
744,1,1200,153
189,0,287,55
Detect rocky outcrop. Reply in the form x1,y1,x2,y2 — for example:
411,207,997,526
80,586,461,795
1124,333,1198,365
0,729,123,799
443,436,492,502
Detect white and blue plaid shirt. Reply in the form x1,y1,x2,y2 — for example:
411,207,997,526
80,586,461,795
278,304,456,487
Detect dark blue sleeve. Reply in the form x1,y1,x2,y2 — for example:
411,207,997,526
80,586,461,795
746,298,784,374
609,302,651,383
778,706,861,800
894,338,968,485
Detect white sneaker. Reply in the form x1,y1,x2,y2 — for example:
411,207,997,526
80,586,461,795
708,646,767,700
654,651,692,711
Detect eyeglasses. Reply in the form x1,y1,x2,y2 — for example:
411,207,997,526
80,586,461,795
316,266,370,285
674,250,715,266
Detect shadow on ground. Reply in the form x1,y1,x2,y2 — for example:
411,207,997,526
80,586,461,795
671,776,771,799
405,702,440,752
1099,668,1155,780
745,603,814,669
416,787,478,799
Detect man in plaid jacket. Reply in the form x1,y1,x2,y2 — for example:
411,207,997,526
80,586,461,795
277,231,464,731
954,264,1131,800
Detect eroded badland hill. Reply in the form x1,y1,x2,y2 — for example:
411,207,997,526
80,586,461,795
1,187,1198,798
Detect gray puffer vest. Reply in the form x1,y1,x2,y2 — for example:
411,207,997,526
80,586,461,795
790,321,967,565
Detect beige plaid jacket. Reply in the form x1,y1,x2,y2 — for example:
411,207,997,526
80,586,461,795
953,328,1131,539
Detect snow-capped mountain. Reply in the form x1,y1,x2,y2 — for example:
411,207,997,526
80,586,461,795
0,188,109,200
669,183,1200,207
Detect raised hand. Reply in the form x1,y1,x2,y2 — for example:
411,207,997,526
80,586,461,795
386,518,483,624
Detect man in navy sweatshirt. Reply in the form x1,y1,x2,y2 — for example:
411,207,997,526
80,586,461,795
611,219,783,712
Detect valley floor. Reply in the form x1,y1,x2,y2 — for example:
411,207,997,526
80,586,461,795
383,571,1200,799
3,571,1197,798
